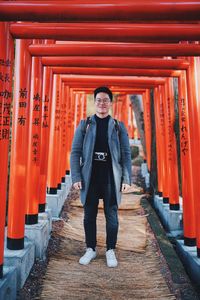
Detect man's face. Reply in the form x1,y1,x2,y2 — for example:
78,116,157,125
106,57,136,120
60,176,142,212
94,92,112,115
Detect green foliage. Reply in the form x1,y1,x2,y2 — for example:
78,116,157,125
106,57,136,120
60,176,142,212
131,145,139,159
132,155,144,166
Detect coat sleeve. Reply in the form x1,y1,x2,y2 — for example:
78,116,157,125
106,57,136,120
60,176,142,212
70,120,85,184
119,121,132,185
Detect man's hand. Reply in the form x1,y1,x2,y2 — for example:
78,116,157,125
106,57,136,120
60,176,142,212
121,183,130,193
73,181,82,190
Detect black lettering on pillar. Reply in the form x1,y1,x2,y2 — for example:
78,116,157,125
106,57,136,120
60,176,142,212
42,95,49,128
0,58,12,141
32,93,41,164
167,98,173,161
61,103,67,148
55,90,60,132
159,101,165,137
0,59,11,67
18,88,28,126
180,97,189,156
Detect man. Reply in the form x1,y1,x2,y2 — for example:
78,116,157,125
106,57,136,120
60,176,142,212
70,86,132,268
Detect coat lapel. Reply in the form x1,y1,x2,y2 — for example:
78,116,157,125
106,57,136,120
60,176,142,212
108,116,115,144
90,115,97,149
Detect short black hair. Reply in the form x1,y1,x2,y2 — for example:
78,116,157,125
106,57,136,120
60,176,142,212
94,86,113,102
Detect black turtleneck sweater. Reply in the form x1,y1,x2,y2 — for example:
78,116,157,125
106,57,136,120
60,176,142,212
90,114,113,184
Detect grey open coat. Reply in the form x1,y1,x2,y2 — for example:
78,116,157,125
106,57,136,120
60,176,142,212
70,115,132,206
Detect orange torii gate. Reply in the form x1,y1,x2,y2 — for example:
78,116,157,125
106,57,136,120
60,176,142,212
1,1,200,22
61,83,147,179
7,39,32,251
43,56,198,248
51,58,181,179
43,72,166,196
73,87,145,140
0,23,14,278
5,67,164,249
41,56,190,70
28,42,200,57
52,67,181,77
72,88,146,94
185,57,200,251
60,75,166,87
39,65,53,212
63,78,178,210
113,94,135,138
9,22,200,42
16,53,198,253
25,40,43,225
60,76,164,194
164,78,180,209
177,72,196,246
0,2,200,287
0,52,197,270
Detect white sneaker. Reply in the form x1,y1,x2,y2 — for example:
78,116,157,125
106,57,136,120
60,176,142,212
79,248,97,265
106,249,118,268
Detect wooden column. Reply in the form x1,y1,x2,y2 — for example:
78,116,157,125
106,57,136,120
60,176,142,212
178,71,196,246
0,22,14,277
7,39,32,249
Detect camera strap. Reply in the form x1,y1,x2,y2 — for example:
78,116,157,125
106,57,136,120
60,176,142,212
82,116,92,136
114,119,121,139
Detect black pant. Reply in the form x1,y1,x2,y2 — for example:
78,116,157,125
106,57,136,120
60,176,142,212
84,183,118,250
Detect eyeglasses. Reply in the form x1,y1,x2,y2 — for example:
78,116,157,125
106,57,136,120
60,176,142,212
95,98,111,104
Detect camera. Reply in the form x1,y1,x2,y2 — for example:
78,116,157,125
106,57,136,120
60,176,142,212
94,152,107,162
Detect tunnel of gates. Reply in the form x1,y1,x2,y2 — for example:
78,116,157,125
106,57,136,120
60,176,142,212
0,0,200,282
